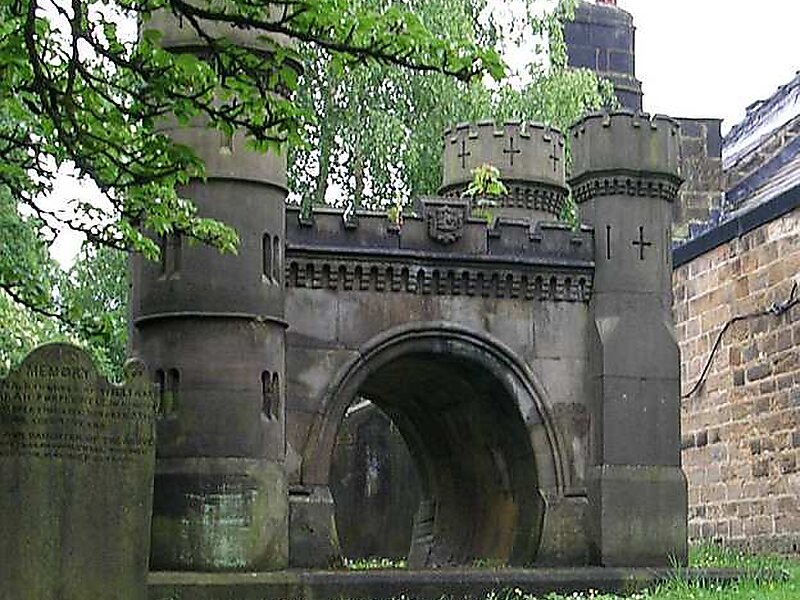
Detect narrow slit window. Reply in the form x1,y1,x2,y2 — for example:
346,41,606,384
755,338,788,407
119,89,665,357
155,370,166,414
263,233,272,279
666,228,671,265
606,225,612,261
272,236,281,283
159,236,168,276
271,373,280,419
165,369,180,414
261,371,272,418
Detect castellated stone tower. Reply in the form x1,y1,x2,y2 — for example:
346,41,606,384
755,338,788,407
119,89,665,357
127,14,689,567
439,121,567,223
570,110,687,566
130,12,291,570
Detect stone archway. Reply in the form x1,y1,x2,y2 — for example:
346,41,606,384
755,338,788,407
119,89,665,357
301,323,566,567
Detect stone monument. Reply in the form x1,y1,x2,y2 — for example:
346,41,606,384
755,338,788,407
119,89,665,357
132,107,689,569
0,343,156,600
128,1,689,570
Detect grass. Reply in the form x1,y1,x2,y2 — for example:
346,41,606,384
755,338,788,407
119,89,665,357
343,544,799,599
343,557,407,570
496,544,799,600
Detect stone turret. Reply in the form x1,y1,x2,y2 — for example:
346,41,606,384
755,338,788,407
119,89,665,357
439,121,568,223
564,1,643,111
570,110,687,566
130,12,292,571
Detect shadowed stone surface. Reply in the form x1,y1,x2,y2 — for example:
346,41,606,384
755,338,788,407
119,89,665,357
133,7,293,572
0,344,156,600
439,122,568,223
130,0,689,572
331,403,422,560
148,568,752,600
134,110,687,570
564,1,643,111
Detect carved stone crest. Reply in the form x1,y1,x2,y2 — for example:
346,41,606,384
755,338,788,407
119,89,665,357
427,204,465,245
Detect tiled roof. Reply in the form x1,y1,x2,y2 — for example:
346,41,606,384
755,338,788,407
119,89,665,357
723,72,800,169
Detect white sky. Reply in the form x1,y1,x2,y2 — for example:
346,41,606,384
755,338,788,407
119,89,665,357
616,0,800,133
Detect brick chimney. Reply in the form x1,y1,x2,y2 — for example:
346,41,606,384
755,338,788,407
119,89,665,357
597,0,617,5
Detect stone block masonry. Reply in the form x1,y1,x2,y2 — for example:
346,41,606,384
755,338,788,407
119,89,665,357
674,206,800,554
673,118,725,241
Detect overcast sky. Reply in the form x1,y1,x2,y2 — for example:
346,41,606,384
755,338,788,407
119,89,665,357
616,0,799,133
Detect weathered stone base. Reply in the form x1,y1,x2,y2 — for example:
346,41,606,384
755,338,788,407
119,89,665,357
148,567,748,600
536,493,590,566
289,484,342,568
588,465,688,567
150,458,288,571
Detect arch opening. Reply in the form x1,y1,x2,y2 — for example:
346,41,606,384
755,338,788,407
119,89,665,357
323,334,547,568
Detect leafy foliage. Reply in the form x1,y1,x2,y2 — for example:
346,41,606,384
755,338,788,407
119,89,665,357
0,0,611,371
0,0,504,314
60,244,128,380
0,291,65,376
289,0,614,213
0,0,512,372
0,185,126,377
478,544,796,600
466,164,509,199
465,163,507,224
0,187,59,317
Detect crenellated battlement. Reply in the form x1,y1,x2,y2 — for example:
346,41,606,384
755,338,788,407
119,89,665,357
570,110,683,198
440,121,568,221
284,201,593,302
572,109,680,137
142,7,297,189
286,203,592,262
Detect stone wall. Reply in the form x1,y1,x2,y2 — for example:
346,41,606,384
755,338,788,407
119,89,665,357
563,1,642,111
673,206,800,553
673,119,725,241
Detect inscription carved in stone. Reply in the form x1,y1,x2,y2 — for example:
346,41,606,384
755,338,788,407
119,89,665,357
0,343,156,600
0,359,154,462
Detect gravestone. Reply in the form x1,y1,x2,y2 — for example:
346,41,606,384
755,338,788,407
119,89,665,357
0,343,156,600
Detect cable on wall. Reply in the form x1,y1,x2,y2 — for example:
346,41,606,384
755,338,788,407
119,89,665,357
682,281,799,399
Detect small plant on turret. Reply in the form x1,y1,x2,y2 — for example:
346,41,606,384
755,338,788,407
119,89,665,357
386,201,403,228
464,163,508,224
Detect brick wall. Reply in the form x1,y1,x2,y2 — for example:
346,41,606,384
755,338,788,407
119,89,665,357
673,207,800,553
